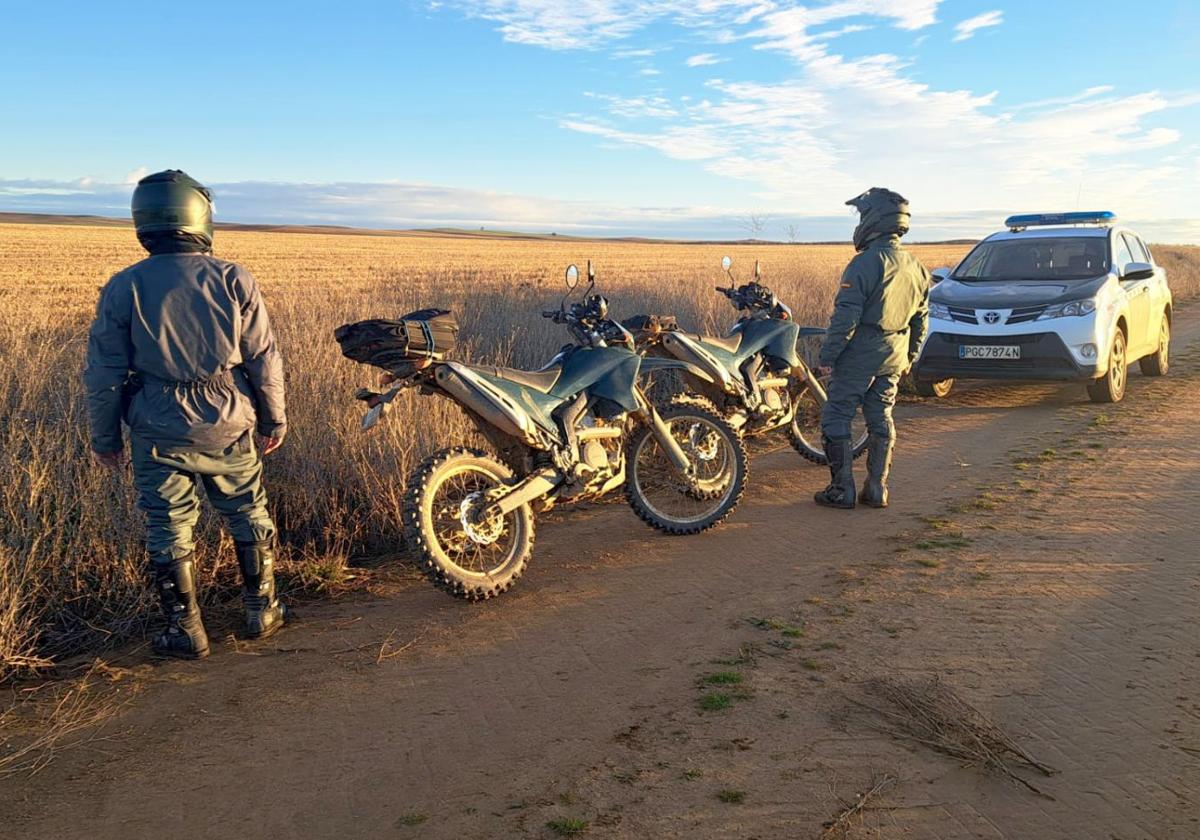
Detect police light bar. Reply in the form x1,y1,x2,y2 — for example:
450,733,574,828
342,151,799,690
1005,211,1117,231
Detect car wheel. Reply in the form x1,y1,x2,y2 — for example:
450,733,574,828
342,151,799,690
1087,329,1127,403
914,377,954,398
1138,316,1169,377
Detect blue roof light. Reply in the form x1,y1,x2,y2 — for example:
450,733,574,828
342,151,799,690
1005,211,1117,231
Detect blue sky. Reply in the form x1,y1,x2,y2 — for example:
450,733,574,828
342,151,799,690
2,1,1198,240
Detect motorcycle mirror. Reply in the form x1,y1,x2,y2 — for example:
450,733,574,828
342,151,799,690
721,256,732,271
754,260,761,279
565,264,579,289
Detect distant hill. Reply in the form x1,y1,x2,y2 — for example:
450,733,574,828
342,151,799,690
0,211,976,246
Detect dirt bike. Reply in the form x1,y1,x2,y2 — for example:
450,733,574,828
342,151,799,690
624,256,868,465
337,262,747,601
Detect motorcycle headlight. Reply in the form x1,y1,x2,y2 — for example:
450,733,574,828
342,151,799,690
929,302,952,320
1038,298,1096,320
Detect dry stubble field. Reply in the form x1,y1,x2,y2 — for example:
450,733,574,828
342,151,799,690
1,221,1196,681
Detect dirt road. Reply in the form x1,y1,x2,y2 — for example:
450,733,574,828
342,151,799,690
4,313,1199,840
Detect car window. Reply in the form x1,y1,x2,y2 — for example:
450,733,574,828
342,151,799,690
1114,235,1136,273
1134,234,1153,264
952,237,1109,281
1122,233,1149,264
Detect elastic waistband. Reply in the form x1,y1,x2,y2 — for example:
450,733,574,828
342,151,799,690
139,369,237,389
861,323,910,337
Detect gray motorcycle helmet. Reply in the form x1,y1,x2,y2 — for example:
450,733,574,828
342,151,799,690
131,170,214,249
846,187,909,252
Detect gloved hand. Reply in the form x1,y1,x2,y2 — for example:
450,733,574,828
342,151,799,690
93,449,128,471
256,434,285,456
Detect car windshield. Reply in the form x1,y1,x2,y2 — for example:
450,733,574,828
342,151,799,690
953,237,1109,281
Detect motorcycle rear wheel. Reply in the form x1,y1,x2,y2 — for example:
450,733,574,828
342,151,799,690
404,447,534,601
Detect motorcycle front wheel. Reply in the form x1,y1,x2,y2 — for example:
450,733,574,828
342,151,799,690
625,403,747,534
403,447,534,601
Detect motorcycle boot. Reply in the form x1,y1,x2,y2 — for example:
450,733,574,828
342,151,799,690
236,540,289,639
814,436,856,509
859,433,894,508
151,553,210,659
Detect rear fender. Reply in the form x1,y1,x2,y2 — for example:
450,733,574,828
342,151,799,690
661,333,739,393
434,362,558,448
637,355,717,385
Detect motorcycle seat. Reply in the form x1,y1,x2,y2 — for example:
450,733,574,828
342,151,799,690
695,333,743,354
486,366,562,393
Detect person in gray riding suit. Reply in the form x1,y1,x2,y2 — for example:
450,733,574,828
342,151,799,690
814,188,930,510
84,170,289,659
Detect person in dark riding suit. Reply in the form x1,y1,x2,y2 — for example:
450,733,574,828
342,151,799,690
84,170,289,658
814,188,930,510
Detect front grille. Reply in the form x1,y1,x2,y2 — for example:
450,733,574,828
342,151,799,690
944,358,1075,375
1007,305,1047,324
935,333,1049,347
948,305,977,324
920,331,1081,378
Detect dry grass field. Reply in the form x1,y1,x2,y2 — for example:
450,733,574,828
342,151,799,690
1,221,1196,680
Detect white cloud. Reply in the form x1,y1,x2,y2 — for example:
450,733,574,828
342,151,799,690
612,47,659,58
952,10,1002,42
444,0,767,49
64,1,1171,237
464,1,1193,223
4,176,1199,242
583,92,680,119
124,166,149,185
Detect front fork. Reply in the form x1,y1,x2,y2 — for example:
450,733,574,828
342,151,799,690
793,359,829,405
635,387,694,473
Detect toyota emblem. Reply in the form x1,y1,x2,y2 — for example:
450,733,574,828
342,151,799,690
983,311,1001,324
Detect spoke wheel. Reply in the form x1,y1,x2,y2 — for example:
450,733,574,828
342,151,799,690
626,404,746,534
663,393,734,497
404,447,534,601
787,384,868,465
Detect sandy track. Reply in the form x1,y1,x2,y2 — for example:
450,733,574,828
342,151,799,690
3,312,1198,839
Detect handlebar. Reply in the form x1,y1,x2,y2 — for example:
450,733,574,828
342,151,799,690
542,309,562,320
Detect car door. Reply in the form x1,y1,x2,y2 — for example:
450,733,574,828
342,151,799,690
1115,232,1152,355
1134,234,1169,322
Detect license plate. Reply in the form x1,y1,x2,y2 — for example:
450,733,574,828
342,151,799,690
959,344,1020,360
362,403,384,430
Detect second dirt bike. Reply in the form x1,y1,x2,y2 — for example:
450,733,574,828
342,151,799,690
336,263,747,601
625,256,868,464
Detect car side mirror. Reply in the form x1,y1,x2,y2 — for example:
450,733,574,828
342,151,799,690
931,267,951,284
1121,261,1154,281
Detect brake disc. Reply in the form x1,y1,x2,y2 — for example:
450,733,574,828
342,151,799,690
459,491,505,545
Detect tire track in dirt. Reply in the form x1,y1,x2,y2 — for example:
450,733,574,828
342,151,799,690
3,310,1198,839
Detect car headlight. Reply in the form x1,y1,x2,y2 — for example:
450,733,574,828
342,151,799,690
1038,298,1096,320
929,302,952,320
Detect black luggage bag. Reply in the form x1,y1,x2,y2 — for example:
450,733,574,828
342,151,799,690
334,308,460,370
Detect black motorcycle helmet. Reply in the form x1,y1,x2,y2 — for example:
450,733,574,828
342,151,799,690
131,170,214,251
846,187,910,252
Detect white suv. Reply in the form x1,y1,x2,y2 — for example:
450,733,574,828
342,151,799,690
913,212,1172,403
